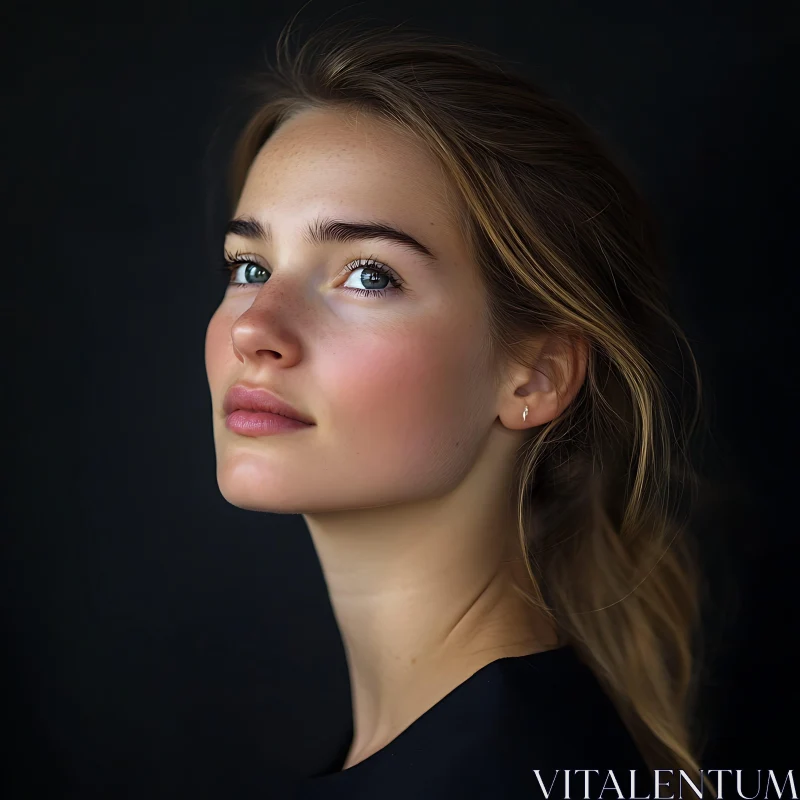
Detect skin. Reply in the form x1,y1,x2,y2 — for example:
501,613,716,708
205,106,588,769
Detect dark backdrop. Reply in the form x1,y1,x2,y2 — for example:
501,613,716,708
4,1,798,797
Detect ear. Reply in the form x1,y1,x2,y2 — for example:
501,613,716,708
497,333,589,431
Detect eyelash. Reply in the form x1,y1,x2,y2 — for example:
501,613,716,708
218,250,406,298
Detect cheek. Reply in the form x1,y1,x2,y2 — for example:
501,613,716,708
205,307,234,387
319,321,488,486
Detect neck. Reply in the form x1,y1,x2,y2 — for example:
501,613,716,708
302,434,558,768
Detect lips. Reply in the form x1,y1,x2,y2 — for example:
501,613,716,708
222,384,315,425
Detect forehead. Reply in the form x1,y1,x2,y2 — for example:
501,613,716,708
237,106,461,230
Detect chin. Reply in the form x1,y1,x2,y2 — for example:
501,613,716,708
217,485,313,515
213,465,335,515
215,467,302,514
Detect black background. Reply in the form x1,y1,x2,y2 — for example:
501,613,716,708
4,1,798,797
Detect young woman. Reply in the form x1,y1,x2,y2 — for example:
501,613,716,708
205,17,712,799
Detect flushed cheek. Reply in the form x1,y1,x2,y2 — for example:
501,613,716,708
319,328,484,489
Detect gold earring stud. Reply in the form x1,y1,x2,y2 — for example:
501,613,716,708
522,405,528,422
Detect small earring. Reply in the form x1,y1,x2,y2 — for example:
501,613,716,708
522,405,528,422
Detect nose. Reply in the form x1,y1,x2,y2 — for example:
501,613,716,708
228,281,305,367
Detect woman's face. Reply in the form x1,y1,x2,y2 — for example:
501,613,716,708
205,106,501,514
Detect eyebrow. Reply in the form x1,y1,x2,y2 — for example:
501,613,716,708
225,214,438,265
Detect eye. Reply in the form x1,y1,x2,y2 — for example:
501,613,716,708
341,258,405,298
219,251,407,299
219,252,268,287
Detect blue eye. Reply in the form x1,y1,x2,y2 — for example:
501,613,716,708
218,252,406,298
341,258,405,297
222,259,268,286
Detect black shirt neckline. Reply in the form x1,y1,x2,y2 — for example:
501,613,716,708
311,644,575,781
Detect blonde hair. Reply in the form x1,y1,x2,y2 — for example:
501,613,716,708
223,15,715,794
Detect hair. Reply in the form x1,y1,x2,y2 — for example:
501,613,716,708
222,13,715,793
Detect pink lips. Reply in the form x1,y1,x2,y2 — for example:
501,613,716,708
225,410,312,436
223,384,315,437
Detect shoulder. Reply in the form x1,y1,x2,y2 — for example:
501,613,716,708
479,646,648,768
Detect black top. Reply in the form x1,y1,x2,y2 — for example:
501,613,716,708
288,644,650,799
